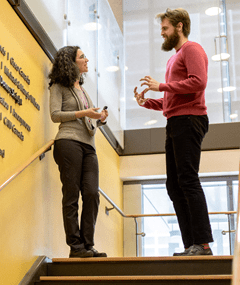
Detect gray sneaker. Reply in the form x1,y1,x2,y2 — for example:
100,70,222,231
185,244,213,256
173,247,192,256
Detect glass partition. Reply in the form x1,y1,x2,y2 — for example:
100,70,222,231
24,0,67,49
67,0,124,147
123,0,240,129
97,0,125,147
67,0,98,106
23,0,125,148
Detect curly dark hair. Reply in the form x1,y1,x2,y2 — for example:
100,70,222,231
48,46,84,88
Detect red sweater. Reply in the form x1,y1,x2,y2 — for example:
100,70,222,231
142,41,208,119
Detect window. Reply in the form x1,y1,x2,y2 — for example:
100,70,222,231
142,176,238,256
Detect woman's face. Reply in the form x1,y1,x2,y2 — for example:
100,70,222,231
75,49,89,73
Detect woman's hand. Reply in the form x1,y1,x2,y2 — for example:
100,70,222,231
100,109,108,122
140,76,160,93
76,108,101,119
134,87,149,106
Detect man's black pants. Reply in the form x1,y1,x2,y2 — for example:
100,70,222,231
165,115,213,248
53,139,100,251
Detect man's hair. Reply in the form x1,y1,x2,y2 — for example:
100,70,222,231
156,8,191,38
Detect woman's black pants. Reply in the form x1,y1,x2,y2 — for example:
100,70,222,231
53,139,100,251
165,115,213,249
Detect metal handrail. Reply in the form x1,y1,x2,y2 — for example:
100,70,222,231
0,140,54,192
99,187,237,218
125,211,237,218
98,188,126,217
232,166,240,285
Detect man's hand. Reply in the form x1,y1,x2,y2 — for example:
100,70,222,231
134,87,149,106
140,76,160,93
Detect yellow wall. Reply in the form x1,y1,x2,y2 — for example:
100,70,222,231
0,1,123,284
120,149,240,181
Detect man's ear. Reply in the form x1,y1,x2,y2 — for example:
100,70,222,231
177,22,183,32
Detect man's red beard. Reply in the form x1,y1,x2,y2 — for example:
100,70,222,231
162,28,180,51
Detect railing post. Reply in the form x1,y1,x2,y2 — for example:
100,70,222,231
231,164,240,285
134,217,139,257
227,213,232,255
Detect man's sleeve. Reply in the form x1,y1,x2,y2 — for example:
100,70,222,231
141,98,164,111
159,44,208,94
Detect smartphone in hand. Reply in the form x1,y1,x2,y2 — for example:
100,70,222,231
97,106,108,123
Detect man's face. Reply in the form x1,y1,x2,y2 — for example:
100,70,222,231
161,18,180,51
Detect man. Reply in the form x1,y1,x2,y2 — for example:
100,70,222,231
134,8,213,256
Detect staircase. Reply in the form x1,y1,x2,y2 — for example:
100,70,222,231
35,256,233,285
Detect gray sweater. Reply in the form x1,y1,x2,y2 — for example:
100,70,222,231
50,83,104,149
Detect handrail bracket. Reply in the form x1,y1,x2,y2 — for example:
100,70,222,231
39,146,52,161
105,206,115,216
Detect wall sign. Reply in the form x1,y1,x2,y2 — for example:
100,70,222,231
0,43,41,158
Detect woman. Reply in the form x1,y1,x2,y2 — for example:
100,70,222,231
49,46,108,258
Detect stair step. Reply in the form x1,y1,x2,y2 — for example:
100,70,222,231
35,256,233,284
48,256,233,277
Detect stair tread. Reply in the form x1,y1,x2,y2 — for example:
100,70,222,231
52,256,233,263
40,275,232,281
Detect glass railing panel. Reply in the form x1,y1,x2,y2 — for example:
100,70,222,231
138,178,238,256
23,0,66,49
67,0,98,106
141,213,235,256
233,180,239,211
97,0,125,148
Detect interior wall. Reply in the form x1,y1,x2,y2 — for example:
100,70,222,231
123,184,142,257
0,1,123,284
120,149,240,181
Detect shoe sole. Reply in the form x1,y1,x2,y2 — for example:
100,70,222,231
93,254,107,257
69,252,94,258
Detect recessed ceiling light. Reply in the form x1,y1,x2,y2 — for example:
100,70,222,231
106,66,119,72
205,7,221,16
144,120,157,126
211,53,230,61
230,114,238,119
84,22,102,31
217,86,236,92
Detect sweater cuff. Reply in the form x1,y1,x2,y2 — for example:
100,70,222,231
159,84,161,92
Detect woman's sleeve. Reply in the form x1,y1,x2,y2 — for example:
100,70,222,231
50,84,77,123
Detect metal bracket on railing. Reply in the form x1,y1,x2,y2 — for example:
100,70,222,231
222,230,236,235
105,206,115,216
137,232,146,237
39,146,52,161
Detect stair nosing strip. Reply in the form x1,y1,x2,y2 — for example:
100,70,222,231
51,255,233,263
40,275,232,281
